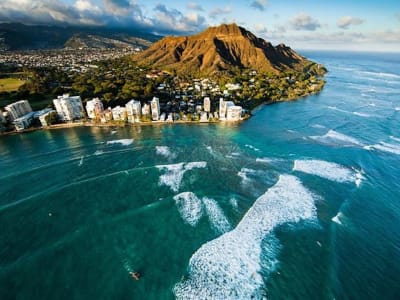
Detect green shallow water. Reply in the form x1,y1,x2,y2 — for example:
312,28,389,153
1,51,400,299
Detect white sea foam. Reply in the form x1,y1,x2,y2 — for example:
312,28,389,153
173,175,317,299
353,111,371,118
310,130,362,147
390,136,400,143
106,139,133,146
311,124,326,129
155,146,176,159
332,212,344,225
173,192,203,226
229,197,239,211
237,168,259,184
94,150,104,156
358,70,400,79
293,159,362,186
205,146,215,156
245,144,260,151
256,157,284,164
203,197,232,234
327,106,348,113
366,142,400,155
395,107,400,111
157,162,207,192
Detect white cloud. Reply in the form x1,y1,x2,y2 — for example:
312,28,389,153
152,4,207,34
337,16,364,29
250,0,267,11
290,13,321,31
186,2,204,12
209,6,232,19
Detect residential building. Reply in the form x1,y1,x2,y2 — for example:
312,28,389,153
13,112,35,131
125,99,142,123
142,103,150,116
111,106,127,121
5,100,32,121
203,97,211,112
53,94,84,122
37,109,56,127
226,106,242,121
86,98,104,119
151,97,160,121
219,98,227,120
200,112,209,122
102,108,113,123
0,110,5,124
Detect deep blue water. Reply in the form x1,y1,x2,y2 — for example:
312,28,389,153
0,51,400,299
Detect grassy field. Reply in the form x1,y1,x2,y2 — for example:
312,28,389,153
0,78,25,93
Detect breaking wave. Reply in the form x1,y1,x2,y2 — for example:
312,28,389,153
106,139,133,146
203,197,231,234
173,175,318,299
293,159,363,186
173,192,203,226
156,162,207,192
310,130,363,147
245,144,260,152
155,146,176,159
364,142,400,155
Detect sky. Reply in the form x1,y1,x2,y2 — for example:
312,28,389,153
0,0,399,52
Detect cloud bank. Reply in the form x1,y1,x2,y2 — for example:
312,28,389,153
337,16,364,29
0,0,207,34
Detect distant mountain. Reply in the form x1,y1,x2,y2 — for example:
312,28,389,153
132,23,315,75
0,23,160,51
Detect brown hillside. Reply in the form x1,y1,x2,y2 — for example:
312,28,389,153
132,23,311,75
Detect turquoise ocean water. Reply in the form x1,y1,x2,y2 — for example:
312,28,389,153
1,51,400,299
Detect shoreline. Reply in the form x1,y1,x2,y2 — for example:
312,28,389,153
0,87,324,137
0,117,248,136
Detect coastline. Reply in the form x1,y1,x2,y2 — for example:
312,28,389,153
0,84,325,137
0,117,246,136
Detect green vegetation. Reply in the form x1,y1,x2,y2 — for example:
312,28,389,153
0,55,326,112
0,78,25,92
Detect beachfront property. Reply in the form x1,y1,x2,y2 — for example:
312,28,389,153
13,108,55,131
203,97,211,113
53,94,84,122
125,99,141,123
111,106,127,121
142,103,150,117
86,98,104,119
4,100,32,121
151,97,160,121
38,109,57,127
226,105,243,121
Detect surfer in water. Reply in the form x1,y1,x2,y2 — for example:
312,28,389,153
130,271,141,280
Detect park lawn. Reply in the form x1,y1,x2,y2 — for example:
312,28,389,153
0,78,25,92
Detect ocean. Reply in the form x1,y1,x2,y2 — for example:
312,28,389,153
0,51,399,299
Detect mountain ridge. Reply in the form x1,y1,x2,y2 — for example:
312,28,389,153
132,23,314,76
0,23,160,51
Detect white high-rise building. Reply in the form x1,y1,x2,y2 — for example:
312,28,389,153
53,94,84,122
226,106,242,121
142,103,150,116
86,98,104,119
0,110,6,124
219,98,227,120
4,100,32,121
125,99,142,123
203,97,211,112
111,106,127,121
151,97,160,121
